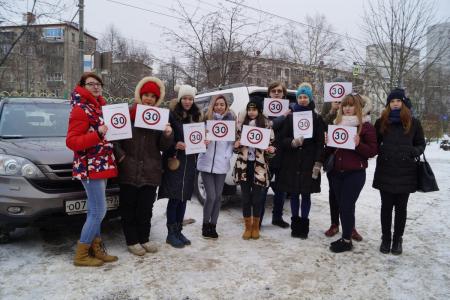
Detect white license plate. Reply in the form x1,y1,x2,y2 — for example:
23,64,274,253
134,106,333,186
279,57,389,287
65,196,119,215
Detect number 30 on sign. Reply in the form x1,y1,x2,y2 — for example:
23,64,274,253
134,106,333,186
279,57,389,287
206,120,236,141
327,125,357,149
102,103,132,141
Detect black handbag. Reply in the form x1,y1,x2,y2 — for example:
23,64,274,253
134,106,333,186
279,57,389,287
323,150,336,173
417,153,439,192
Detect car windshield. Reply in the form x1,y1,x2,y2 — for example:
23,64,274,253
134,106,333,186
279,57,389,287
0,102,70,138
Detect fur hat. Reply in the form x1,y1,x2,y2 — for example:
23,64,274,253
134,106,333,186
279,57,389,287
386,88,412,109
175,84,197,101
296,82,313,102
134,76,165,106
360,95,373,116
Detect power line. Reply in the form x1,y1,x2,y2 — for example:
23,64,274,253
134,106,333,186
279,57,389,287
224,0,364,43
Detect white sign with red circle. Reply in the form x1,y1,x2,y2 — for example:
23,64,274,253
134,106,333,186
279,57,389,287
327,125,357,149
240,125,271,150
324,82,352,102
293,111,313,139
206,120,236,141
263,98,290,117
102,103,132,141
134,104,170,131
183,122,206,154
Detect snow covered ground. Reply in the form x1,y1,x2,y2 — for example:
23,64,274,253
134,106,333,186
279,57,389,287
0,143,449,300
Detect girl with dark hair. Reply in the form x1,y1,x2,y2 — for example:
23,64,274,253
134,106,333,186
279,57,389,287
197,95,235,239
66,72,118,266
373,88,425,255
158,84,201,248
234,100,275,240
327,94,377,253
278,82,325,239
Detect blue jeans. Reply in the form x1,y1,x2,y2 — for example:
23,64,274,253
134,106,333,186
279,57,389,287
290,193,311,218
260,188,286,222
79,179,107,244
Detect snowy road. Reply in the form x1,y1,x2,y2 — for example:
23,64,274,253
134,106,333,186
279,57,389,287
0,143,449,299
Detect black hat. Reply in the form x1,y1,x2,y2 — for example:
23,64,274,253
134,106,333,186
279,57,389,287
386,88,412,109
246,99,262,112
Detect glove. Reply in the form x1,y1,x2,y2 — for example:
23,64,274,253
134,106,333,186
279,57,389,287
291,136,304,148
312,161,323,179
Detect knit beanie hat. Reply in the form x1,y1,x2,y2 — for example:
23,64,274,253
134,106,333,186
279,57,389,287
296,82,313,102
175,84,197,101
140,81,160,98
386,88,412,109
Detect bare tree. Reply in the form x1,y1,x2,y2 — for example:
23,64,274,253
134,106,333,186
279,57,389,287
360,0,447,109
98,25,153,98
165,0,272,90
284,14,342,68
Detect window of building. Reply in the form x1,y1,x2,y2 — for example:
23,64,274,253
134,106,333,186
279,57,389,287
276,67,282,76
257,65,263,73
72,32,76,43
42,28,64,40
247,64,253,73
285,69,290,76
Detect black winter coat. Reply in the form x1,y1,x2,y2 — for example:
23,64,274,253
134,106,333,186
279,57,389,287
277,107,325,194
158,111,198,201
372,117,425,194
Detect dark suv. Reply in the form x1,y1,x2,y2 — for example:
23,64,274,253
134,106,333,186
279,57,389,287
0,97,119,242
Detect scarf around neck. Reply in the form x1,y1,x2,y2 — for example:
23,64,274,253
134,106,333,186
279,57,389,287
389,109,401,123
292,103,311,112
338,115,360,127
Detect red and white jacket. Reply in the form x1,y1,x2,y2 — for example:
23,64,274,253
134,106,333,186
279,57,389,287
66,85,117,180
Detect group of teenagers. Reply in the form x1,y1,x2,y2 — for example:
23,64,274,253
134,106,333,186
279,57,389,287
66,72,426,267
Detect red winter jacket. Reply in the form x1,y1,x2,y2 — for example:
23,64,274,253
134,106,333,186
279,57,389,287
66,86,118,180
329,122,378,172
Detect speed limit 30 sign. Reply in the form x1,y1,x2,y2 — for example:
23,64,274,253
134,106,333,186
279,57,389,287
263,98,289,117
324,82,352,102
183,122,206,154
327,125,357,149
101,103,132,141
206,120,236,141
134,104,170,131
240,125,271,150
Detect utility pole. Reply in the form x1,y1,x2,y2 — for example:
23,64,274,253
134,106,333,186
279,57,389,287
79,0,84,76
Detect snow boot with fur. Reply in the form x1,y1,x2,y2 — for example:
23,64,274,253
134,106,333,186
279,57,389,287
242,217,252,240
251,217,260,239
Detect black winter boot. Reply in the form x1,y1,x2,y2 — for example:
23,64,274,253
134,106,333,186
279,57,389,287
298,218,310,239
379,235,391,254
391,237,403,255
209,223,219,239
291,216,302,238
202,223,211,239
176,223,191,245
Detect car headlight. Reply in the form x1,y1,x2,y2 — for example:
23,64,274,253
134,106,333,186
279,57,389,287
0,154,46,178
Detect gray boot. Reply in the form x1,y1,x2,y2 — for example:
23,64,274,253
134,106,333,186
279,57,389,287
166,224,184,248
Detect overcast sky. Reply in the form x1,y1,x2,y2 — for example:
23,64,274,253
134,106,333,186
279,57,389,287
13,0,450,68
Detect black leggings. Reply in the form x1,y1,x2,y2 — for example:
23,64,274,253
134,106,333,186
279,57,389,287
380,191,409,240
241,161,263,218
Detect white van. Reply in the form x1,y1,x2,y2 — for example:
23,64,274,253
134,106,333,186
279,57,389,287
194,84,297,205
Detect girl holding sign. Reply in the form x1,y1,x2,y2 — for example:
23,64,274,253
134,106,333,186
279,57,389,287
326,94,377,253
278,83,325,239
373,88,425,255
159,84,201,248
66,73,118,267
114,77,174,256
234,100,275,240
197,95,235,239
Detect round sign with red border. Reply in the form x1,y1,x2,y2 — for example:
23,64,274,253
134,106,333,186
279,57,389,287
189,131,203,144
142,108,161,126
297,118,311,131
332,128,349,145
212,122,228,138
268,100,283,114
246,128,263,144
111,113,127,129
329,83,345,99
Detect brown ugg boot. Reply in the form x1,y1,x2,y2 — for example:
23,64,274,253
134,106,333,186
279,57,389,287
251,217,260,239
242,217,252,240
74,241,104,267
91,237,118,263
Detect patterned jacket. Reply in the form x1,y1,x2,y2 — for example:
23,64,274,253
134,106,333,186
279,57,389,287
233,113,274,187
66,85,118,180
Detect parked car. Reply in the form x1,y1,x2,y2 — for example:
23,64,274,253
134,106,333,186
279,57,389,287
0,97,119,243
440,139,449,151
193,84,297,206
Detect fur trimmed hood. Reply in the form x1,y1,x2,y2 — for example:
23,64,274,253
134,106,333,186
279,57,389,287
361,95,373,116
134,76,165,107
